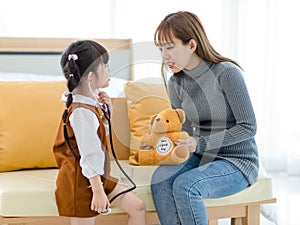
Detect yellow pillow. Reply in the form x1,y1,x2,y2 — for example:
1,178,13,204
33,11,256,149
124,81,171,165
0,81,66,172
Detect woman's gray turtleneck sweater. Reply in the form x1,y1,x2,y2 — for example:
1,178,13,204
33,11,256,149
168,60,259,184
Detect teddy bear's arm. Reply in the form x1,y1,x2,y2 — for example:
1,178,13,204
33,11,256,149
169,131,189,141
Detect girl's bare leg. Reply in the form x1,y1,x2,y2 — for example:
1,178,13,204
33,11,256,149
108,183,147,225
70,217,96,225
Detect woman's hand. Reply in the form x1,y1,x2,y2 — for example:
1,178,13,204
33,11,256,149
139,142,153,150
139,133,153,150
175,136,197,153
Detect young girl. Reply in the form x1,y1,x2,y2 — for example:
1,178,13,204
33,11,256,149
150,11,259,225
53,40,146,225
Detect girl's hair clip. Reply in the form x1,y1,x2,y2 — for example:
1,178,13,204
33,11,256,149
69,74,74,77
68,54,78,61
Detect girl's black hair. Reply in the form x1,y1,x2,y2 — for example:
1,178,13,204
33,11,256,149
60,40,109,159
61,40,109,112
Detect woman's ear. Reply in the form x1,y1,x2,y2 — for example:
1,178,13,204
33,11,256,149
188,39,197,53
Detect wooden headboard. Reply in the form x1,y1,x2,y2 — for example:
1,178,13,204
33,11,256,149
0,37,133,80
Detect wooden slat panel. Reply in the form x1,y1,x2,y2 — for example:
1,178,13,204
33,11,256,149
208,219,218,225
0,37,132,52
0,37,133,79
207,204,246,219
244,204,260,225
0,199,276,225
0,212,159,225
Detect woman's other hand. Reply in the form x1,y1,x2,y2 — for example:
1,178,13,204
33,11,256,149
175,136,197,153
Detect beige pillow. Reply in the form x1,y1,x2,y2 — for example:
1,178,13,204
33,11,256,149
124,81,171,165
0,81,65,172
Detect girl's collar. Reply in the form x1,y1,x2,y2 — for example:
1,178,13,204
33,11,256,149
72,94,97,106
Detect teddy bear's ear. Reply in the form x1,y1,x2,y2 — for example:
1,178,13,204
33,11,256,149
175,109,186,123
150,114,158,125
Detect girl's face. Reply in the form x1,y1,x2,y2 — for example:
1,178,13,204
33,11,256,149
158,36,193,73
95,63,110,88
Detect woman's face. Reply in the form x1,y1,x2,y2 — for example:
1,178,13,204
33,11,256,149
158,36,193,73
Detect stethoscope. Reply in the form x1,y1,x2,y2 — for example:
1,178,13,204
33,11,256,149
98,101,137,204
90,83,136,200
64,82,136,215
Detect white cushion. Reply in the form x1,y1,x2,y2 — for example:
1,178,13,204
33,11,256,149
0,169,58,216
0,160,273,216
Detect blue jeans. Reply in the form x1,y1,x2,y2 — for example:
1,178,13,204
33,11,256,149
151,154,249,225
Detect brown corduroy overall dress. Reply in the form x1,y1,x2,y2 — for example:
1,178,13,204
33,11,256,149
53,103,118,217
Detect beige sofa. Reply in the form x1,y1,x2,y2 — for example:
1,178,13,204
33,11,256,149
0,80,276,225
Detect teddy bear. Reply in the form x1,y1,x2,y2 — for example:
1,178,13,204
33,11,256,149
134,108,190,166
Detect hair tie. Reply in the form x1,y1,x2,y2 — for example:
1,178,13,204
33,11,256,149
67,74,74,80
61,90,72,102
68,54,78,61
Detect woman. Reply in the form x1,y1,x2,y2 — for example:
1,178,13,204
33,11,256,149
150,11,259,225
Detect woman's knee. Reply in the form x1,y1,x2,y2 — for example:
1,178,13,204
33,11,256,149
173,174,187,197
151,166,174,194
172,173,201,200
151,165,169,185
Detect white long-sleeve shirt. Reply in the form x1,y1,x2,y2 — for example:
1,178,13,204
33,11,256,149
69,94,108,179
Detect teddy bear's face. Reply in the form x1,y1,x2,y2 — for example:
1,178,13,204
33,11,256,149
151,109,184,134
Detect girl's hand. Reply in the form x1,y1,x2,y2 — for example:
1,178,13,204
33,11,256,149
175,136,197,153
97,91,113,121
97,91,113,113
90,187,110,214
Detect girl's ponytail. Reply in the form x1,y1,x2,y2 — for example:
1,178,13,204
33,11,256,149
62,53,80,123
61,53,81,160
